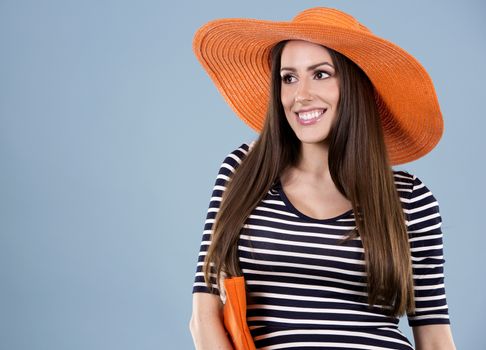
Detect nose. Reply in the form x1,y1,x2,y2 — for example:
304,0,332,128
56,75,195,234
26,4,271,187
294,79,313,103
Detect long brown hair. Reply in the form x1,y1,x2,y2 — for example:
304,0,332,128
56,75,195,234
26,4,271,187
203,40,415,317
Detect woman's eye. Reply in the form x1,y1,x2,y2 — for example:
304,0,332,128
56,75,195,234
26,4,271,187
282,74,295,84
282,71,330,84
315,70,331,79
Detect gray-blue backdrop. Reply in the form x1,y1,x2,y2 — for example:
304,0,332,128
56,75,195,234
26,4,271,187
1,0,484,349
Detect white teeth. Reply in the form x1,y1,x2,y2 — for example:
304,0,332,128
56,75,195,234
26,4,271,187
297,109,325,120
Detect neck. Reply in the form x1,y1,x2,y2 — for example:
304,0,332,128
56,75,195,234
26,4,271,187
296,141,330,178
280,141,332,187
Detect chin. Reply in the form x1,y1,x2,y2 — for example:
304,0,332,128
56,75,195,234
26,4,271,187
306,139,329,144
294,130,330,144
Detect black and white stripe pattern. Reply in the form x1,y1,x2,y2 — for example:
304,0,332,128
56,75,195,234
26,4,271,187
193,142,450,349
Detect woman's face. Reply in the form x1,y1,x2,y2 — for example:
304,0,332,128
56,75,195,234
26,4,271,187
280,40,340,145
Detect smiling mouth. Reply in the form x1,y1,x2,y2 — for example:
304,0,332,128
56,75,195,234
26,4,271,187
295,109,327,124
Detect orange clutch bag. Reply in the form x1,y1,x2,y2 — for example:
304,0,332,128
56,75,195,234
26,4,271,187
223,276,256,350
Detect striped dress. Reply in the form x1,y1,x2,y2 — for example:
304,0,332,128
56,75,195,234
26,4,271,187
192,142,450,350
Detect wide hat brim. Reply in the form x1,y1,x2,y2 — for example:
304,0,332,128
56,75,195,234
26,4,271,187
193,7,444,165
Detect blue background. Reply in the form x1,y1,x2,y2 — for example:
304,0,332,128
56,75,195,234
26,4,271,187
1,0,484,349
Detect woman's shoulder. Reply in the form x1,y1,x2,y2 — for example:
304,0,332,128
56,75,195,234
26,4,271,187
216,139,256,172
221,140,256,161
238,139,256,153
393,170,443,234
392,169,433,198
392,169,415,187
390,169,414,202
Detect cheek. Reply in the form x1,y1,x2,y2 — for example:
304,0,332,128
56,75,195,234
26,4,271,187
330,82,340,103
280,86,293,110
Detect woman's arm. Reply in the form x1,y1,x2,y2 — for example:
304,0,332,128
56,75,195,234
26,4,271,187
189,292,234,350
405,176,456,349
412,324,456,350
190,143,253,349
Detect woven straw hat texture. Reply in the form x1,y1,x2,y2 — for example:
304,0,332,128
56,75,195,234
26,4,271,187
193,7,444,165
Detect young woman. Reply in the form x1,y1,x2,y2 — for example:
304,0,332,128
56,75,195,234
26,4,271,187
189,7,456,350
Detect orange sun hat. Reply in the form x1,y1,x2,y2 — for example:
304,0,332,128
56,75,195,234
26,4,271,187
192,7,444,165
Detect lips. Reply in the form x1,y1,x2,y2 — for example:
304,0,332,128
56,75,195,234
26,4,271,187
295,108,327,125
295,108,326,117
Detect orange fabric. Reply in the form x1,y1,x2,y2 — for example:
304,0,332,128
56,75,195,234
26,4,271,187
223,277,256,350
192,7,444,165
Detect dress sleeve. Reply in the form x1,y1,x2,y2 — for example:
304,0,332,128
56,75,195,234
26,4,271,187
405,175,451,327
191,142,253,295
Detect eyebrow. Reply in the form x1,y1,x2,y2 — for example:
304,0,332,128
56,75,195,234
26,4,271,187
280,61,334,72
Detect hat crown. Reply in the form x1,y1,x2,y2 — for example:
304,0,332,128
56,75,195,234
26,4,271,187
292,7,371,33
